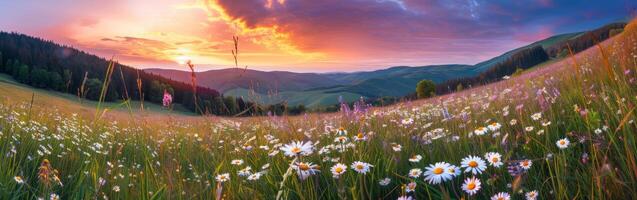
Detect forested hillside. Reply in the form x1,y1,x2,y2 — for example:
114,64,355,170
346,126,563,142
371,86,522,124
0,32,306,116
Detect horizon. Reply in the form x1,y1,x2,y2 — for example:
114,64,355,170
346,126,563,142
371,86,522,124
1,0,636,72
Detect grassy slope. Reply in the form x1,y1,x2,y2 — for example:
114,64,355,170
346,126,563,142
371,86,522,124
224,87,361,107
1,20,637,200
0,74,195,117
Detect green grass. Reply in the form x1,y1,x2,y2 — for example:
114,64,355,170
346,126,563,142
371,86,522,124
0,74,195,116
1,19,637,200
224,87,362,108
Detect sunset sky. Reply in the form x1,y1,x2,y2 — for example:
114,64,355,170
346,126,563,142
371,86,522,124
1,0,635,72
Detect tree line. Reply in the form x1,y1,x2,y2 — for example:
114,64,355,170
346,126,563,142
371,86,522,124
0,32,306,116
434,45,549,95
433,23,626,96
547,23,626,58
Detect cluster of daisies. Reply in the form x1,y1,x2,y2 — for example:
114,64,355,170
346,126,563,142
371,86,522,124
207,113,576,199
399,152,538,199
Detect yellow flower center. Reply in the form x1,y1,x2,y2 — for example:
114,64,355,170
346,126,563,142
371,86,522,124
433,167,444,175
356,165,364,170
335,167,343,173
291,147,301,153
467,182,476,190
299,163,310,171
559,140,566,145
357,132,363,138
468,161,478,168
492,157,499,162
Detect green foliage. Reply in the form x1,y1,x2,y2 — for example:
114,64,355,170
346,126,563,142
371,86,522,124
10,61,19,78
85,78,103,100
609,28,623,37
416,79,435,98
16,64,29,83
31,68,49,88
2,59,11,73
512,68,524,77
223,96,238,114
557,48,569,58
49,72,64,91
148,80,173,103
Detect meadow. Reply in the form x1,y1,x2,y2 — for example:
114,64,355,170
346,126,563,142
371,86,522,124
1,19,637,200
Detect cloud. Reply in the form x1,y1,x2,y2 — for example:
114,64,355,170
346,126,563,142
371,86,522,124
1,0,635,72
205,0,636,69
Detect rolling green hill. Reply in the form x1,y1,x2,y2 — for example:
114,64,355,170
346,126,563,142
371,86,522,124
147,22,626,108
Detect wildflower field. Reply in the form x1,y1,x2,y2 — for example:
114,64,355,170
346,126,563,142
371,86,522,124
2,19,637,200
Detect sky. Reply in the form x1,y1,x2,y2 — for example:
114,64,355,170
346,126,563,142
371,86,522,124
1,0,636,72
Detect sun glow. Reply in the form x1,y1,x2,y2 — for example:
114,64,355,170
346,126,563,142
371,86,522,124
176,55,191,65
175,48,192,65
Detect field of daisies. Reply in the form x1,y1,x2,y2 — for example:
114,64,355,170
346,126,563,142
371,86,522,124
2,20,637,200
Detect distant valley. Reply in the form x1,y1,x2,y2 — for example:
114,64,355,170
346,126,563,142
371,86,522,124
146,22,624,107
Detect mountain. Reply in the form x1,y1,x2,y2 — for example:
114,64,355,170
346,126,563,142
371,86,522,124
146,68,346,93
147,22,626,108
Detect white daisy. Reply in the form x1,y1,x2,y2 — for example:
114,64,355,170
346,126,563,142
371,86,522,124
491,192,511,200
461,155,487,174
542,121,552,126
330,163,347,178
556,138,570,149
351,161,373,174
231,159,244,165
334,136,348,143
391,143,402,152
519,159,533,170
462,176,482,196
408,155,422,163
408,168,422,178
336,127,347,135
292,162,320,180
446,164,461,177
531,113,542,120
487,122,501,131
379,177,391,186
525,190,538,200
474,127,488,135
215,173,230,183
484,152,503,168
237,166,252,177
423,162,452,184
247,172,262,181
14,176,24,184
353,132,368,141
280,141,314,157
